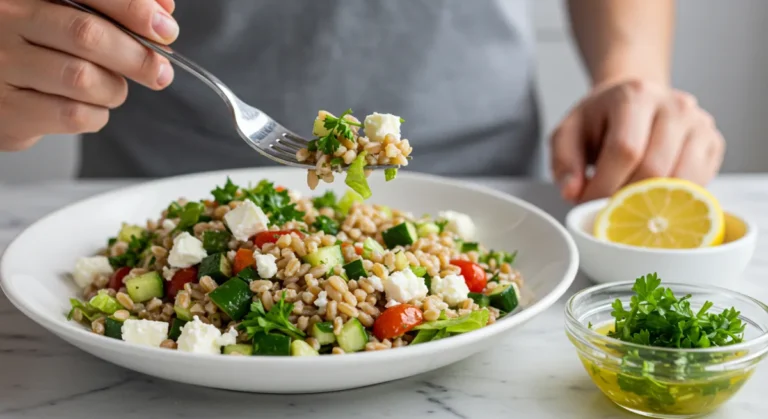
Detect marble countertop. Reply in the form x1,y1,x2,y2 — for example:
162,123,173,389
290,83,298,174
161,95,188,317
1,176,768,419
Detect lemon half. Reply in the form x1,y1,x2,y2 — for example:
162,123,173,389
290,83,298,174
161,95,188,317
594,178,725,249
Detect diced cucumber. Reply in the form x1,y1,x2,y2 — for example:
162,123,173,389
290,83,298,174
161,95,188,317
89,293,121,314
291,340,319,356
169,318,187,340
310,322,336,345
382,222,418,249
202,230,231,254
208,278,252,321
125,272,164,303
362,237,385,259
117,223,144,243
235,266,258,283
411,266,428,278
394,252,408,271
198,253,232,284
343,260,367,281
304,245,344,269
252,333,291,356
378,206,393,219
488,283,519,312
174,305,192,321
468,292,490,308
337,318,368,353
104,317,123,340
417,222,439,237
223,343,253,356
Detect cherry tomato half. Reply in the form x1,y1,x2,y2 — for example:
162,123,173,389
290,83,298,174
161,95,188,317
253,230,304,248
107,266,131,290
166,267,198,299
373,304,424,341
233,248,255,275
450,259,487,293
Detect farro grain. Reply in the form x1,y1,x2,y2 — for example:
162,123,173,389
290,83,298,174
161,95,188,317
309,314,323,327
297,316,309,331
326,300,338,321
326,286,343,303
342,291,357,306
183,283,194,294
190,289,205,301
260,291,274,311
116,292,134,311
309,265,326,278
328,276,348,293
91,318,105,335
304,275,319,289
338,302,359,318
199,276,218,293
383,253,396,271
72,308,83,323
138,310,150,320
301,291,315,305
307,285,323,296
333,317,344,335
158,313,171,322
160,339,177,349
250,280,272,294
204,301,218,315
176,291,191,309
358,311,374,327
104,288,117,297
190,303,205,316
347,279,358,291
393,337,405,348
305,337,320,351
358,302,379,317
146,297,162,312
365,295,378,306
332,347,345,355
276,234,292,249
353,289,367,303
284,258,301,277
132,302,145,313
292,300,305,315
371,263,388,280
423,309,440,322
358,278,375,294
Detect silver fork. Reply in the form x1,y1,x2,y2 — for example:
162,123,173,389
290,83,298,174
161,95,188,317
58,0,397,171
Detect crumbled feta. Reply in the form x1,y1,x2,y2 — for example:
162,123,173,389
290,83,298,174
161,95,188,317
314,291,328,309
162,219,176,231
223,200,269,242
216,327,238,347
168,232,207,268
255,253,278,279
430,274,470,307
385,299,401,308
364,112,402,143
382,268,428,303
437,210,476,241
121,319,169,348
162,266,178,282
72,256,114,289
177,316,225,355
367,275,384,292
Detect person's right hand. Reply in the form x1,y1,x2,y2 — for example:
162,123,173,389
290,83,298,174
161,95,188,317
0,0,178,151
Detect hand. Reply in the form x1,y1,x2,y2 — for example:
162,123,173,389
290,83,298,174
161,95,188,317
550,79,725,203
0,0,178,151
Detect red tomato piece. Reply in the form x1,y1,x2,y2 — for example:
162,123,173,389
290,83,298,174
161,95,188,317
341,242,363,256
107,266,131,290
373,304,424,341
275,186,286,192
253,230,303,248
233,248,256,275
166,267,198,299
450,259,487,293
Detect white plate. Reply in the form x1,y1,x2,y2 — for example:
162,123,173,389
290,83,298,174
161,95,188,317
0,168,578,393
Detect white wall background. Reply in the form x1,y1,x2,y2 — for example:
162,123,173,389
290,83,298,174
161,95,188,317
1,0,767,183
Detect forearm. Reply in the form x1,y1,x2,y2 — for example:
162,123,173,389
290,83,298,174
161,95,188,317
567,0,674,87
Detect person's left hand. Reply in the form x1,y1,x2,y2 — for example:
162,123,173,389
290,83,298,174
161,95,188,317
550,79,725,203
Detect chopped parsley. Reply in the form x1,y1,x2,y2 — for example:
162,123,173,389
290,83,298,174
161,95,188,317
310,109,361,155
211,177,240,204
312,191,337,209
108,231,154,268
174,202,205,232
243,180,305,226
312,215,339,235
435,220,448,234
480,250,517,266
239,292,305,340
166,201,183,218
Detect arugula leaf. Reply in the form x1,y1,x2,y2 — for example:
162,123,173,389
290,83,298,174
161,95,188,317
239,292,305,340
211,177,240,204
108,231,153,268
414,309,489,333
345,151,371,199
312,215,339,235
312,191,337,209
385,168,398,182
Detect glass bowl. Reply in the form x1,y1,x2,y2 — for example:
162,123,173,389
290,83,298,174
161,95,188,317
565,282,768,418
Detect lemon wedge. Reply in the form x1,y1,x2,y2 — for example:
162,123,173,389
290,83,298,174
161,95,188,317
594,178,725,249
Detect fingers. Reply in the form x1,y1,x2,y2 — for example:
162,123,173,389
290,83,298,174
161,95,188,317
156,0,176,14
72,0,179,43
672,118,725,185
0,87,109,149
22,1,174,90
579,83,657,202
3,44,128,108
628,95,695,183
550,113,587,202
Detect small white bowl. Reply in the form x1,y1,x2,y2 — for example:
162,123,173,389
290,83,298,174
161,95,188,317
565,198,758,287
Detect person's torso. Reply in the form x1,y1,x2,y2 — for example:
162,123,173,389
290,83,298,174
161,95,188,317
80,0,540,178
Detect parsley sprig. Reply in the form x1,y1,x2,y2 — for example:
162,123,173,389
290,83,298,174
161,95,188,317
239,292,305,340
108,231,154,268
210,178,305,226
308,109,361,155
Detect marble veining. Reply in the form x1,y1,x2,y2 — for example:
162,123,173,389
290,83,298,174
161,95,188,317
1,176,767,418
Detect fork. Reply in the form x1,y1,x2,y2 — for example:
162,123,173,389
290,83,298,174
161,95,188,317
58,0,397,171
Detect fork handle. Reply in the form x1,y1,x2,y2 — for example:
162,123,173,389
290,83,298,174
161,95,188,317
56,0,238,106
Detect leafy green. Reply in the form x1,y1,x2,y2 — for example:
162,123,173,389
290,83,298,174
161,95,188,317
414,309,490,333
211,177,240,204
385,168,398,182
166,201,183,218
312,191,337,209
345,151,371,199
239,292,305,340
312,109,360,155
108,231,153,268
67,299,99,322
411,329,438,345
175,202,205,232
312,215,339,235
435,220,448,234
480,250,517,267
89,293,121,315
337,190,364,216
242,180,305,226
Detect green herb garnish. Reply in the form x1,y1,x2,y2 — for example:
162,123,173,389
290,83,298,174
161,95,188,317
174,202,205,232
314,109,360,155
312,215,339,235
211,177,240,204
345,151,371,199
480,250,517,267
385,168,398,182
239,292,305,340
435,220,448,234
312,191,337,209
242,180,305,226
108,231,154,268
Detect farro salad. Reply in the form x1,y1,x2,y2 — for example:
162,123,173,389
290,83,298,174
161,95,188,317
296,109,412,198
67,179,522,356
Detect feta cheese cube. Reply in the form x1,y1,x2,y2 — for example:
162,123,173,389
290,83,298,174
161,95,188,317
168,232,207,268
255,253,278,279
367,275,384,292
121,319,169,348
430,274,470,307
162,219,176,231
223,200,269,242
177,316,225,355
364,112,402,143
314,291,328,309
72,256,114,289
385,299,401,308
437,210,476,241
382,268,428,303
216,327,239,347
